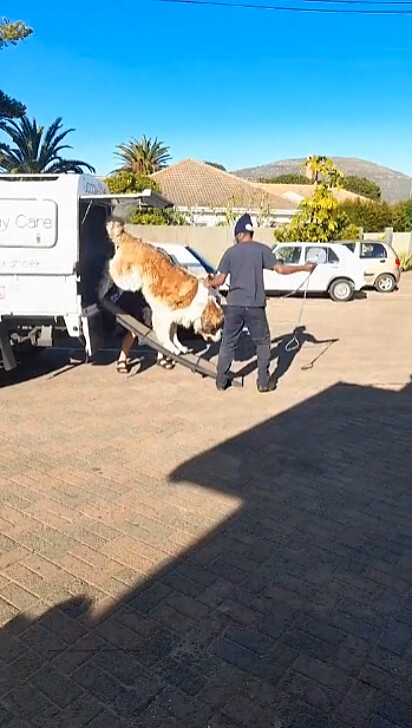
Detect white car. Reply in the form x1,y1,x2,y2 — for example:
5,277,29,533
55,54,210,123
265,242,366,302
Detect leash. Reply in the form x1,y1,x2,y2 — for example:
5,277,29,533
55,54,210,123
283,273,312,353
300,339,335,371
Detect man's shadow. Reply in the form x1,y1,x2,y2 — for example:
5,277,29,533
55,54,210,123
234,326,338,382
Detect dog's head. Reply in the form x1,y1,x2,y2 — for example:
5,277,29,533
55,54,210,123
194,296,223,343
106,218,125,244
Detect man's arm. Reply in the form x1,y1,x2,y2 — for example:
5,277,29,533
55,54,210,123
274,262,316,275
204,272,228,288
204,249,230,288
262,246,315,276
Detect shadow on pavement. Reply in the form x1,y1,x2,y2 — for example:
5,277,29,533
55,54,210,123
0,380,411,726
235,326,339,382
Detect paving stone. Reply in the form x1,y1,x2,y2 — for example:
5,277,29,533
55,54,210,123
1,281,412,725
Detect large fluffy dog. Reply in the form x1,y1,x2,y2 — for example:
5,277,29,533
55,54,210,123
104,220,223,356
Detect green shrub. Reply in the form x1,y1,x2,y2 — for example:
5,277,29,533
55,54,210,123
399,252,412,271
128,207,186,226
342,175,381,200
258,173,311,184
338,199,406,232
105,171,160,195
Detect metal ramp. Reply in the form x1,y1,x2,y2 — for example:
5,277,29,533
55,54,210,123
101,296,243,387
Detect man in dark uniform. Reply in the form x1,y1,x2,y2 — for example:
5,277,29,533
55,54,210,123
206,214,315,392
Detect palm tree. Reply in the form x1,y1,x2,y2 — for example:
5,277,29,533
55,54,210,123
0,116,95,173
113,135,171,175
0,90,25,121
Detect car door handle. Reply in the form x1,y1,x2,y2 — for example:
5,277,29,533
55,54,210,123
380,260,386,263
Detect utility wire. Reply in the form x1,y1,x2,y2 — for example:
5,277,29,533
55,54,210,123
154,0,412,14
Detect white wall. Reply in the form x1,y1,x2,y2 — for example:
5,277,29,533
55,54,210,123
126,225,412,267
126,224,276,266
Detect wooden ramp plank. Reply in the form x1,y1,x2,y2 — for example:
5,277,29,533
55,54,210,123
101,297,243,387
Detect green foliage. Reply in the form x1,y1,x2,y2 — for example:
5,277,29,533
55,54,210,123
0,90,25,120
0,116,95,173
303,155,343,184
128,207,186,226
396,200,412,231
391,202,408,232
105,171,160,195
106,171,182,225
0,18,32,49
274,156,348,243
0,18,32,121
258,173,312,185
342,175,381,200
105,172,181,224
338,199,407,232
113,135,171,175
342,223,361,240
204,161,226,171
399,252,412,272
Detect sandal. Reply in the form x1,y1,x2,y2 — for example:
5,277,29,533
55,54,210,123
116,359,131,374
156,357,176,370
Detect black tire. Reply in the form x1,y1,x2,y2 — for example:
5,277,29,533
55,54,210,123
328,278,354,303
374,273,396,293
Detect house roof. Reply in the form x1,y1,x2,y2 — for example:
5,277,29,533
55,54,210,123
151,159,289,210
251,182,366,205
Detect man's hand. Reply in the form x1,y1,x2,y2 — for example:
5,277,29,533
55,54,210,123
303,262,317,273
204,272,227,288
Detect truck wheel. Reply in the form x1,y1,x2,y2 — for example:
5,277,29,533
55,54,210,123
328,278,354,302
374,273,396,293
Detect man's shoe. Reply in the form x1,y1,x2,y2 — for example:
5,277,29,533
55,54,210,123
216,380,231,392
257,379,277,393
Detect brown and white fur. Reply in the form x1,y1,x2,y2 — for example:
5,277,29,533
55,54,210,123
104,220,223,357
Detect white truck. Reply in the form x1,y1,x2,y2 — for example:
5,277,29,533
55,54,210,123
0,173,172,371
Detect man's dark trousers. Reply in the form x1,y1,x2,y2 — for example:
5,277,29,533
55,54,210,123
216,305,271,389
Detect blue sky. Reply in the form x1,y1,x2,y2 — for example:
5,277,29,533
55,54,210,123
3,0,412,175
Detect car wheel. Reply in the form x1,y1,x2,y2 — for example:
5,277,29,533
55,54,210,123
374,273,396,293
328,278,354,302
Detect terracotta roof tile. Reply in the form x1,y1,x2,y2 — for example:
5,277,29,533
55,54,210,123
151,159,289,210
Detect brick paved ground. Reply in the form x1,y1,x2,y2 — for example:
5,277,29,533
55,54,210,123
0,279,411,727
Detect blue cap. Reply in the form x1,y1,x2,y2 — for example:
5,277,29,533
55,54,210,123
234,213,254,237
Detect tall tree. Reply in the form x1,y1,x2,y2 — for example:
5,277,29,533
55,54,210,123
0,116,95,173
274,156,349,242
0,18,33,120
113,135,171,175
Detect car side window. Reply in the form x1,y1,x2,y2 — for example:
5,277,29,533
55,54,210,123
360,243,387,259
304,246,329,264
343,243,356,253
275,246,302,265
328,248,339,263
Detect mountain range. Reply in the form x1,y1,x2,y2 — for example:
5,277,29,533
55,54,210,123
233,157,412,203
